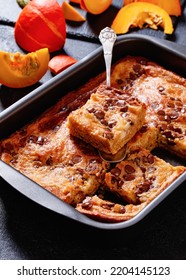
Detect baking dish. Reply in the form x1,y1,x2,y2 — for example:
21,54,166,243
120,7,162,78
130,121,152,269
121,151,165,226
1,34,186,230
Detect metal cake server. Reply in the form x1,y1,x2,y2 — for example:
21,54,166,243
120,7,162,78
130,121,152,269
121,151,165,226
98,27,127,163
99,27,116,87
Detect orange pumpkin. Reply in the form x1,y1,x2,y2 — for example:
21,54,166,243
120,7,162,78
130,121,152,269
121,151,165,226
14,0,66,52
80,0,112,15
111,2,174,34
0,48,49,88
124,0,181,16
62,1,86,22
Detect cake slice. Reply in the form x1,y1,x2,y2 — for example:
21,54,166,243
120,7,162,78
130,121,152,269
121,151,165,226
76,195,148,222
110,55,186,159
68,84,146,155
105,147,186,204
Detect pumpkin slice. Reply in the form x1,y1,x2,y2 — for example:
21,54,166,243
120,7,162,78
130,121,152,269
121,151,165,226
0,48,49,88
80,0,112,15
48,54,77,75
111,2,174,34
62,1,86,21
124,0,181,16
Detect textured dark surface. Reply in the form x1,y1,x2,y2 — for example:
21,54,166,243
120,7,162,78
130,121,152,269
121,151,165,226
0,0,186,260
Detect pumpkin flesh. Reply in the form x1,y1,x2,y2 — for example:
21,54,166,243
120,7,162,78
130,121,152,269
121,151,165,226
0,48,49,88
111,2,174,34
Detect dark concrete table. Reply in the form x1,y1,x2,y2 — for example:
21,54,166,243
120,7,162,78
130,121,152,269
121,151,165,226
0,0,186,260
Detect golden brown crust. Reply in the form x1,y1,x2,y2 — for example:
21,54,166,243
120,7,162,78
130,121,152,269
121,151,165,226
76,195,148,223
68,84,146,154
111,56,186,158
105,147,185,205
0,55,186,223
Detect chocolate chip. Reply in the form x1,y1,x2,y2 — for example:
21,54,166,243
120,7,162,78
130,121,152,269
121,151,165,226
162,130,173,138
116,100,126,107
114,88,126,95
157,110,165,116
124,164,135,174
136,181,151,194
164,115,171,123
167,101,175,108
167,139,176,146
118,180,124,188
37,136,47,145
158,86,165,92
111,167,121,177
81,197,93,210
111,175,118,184
76,168,84,175
46,157,53,166
129,72,138,80
120,106,128,113
117,79,124,85
87,107,95,113
128,120,134,126
169,111,179,120
94,109,105,120
133,63,142,73
103,131,114,139
141,167,146,173
142,156,148,164
175,100,183,107
102,203,115,210
28,135,38,143
100,119,108,126
53,125,60,132
33,160,43,168
173,127,182,134
120,206,126,214
139,125,148,133
123,174,135,181
134,157,141,165
85,159,99,173
10,158,17,165
108,120,117,128
160,123,167,131
72,155,82,164
147,154,155,164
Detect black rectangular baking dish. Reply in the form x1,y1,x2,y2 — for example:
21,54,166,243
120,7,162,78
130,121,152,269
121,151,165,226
1,34,186,230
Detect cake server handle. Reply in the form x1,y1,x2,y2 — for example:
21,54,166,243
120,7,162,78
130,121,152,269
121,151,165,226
99,27,117,86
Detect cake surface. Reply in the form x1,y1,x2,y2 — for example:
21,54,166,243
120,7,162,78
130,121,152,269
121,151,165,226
68,84,146,155
0,55,185,223
111,56,186,158
105,147,185,205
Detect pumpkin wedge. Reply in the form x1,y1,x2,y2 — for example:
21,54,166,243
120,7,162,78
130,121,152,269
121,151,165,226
0,48,49,88
124,0,181,16
80,0,112,15
49,54,77,75
62,1,86,21
111,2,174,34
